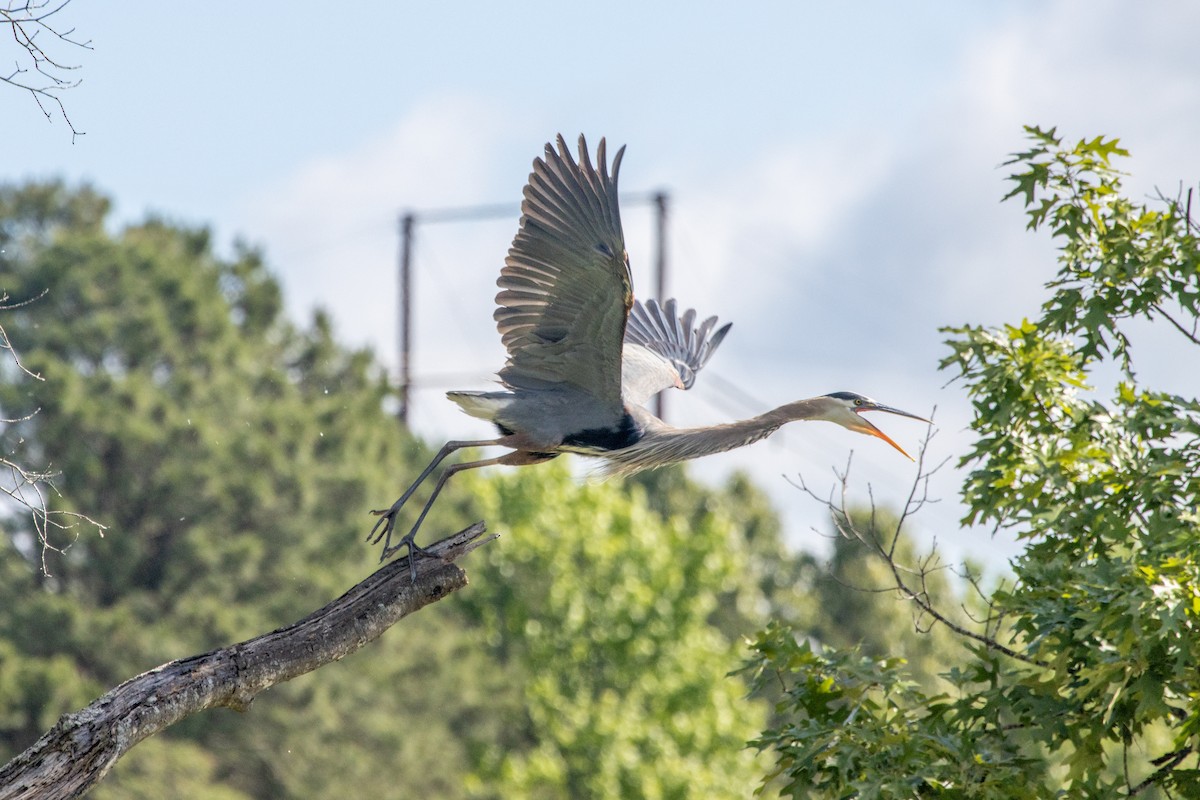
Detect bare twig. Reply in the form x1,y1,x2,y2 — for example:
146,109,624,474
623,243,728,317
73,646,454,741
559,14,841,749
1151,303,1200,346
0,454,107,572
2,291,107,571
1,0,90,141
1,291,48,380
0,523,495,800
790,415,1048,668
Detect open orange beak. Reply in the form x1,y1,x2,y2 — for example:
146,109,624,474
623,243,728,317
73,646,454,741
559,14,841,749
852,403,930,461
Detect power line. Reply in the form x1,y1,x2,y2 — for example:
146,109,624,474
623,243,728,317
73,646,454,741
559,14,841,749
404,191,668,226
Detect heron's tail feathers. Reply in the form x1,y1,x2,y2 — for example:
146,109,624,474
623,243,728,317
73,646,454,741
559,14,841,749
447,390,513,423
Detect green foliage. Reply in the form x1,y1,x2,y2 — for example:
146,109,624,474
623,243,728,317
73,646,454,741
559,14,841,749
744,623,1050,798
1001,127,1198,367
945,127,1200,796
459,463,769,799
630,466,816,637
0,181,498,798
748,128,1200,797
90,737,253,800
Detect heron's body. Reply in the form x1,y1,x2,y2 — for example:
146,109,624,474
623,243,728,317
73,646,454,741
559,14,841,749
371,135,927,568
448,389,794,472
446,388,640,454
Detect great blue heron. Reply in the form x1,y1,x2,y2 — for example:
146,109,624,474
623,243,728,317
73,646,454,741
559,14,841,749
371,134,927,565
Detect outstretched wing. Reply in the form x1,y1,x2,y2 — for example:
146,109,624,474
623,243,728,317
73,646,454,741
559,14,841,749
622,298,731,406
494,134,632,413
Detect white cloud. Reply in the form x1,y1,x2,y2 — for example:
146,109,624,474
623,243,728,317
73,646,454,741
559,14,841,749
667,131,896,324
237,94,519,362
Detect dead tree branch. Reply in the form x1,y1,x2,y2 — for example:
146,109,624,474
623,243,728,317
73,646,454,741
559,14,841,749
0,523,494,800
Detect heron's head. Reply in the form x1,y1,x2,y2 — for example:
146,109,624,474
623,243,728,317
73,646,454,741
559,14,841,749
817,391,930,460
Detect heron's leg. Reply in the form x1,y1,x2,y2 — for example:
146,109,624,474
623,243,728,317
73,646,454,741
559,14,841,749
382,452,510,578
383,449,559,580
368,438,502,550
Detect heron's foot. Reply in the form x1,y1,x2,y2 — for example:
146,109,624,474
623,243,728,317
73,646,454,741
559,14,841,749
380,528,435,561
369,504,436,582
367,503,398,547
367,497,415,547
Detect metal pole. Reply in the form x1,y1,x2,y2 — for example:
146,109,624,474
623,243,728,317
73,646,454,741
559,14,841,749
398,213,415,426
653,191,669,421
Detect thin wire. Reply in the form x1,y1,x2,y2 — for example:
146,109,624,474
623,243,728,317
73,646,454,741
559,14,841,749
406,191,664,225
270,216,394,269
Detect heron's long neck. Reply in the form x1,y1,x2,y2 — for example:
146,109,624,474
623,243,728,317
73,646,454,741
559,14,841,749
602,400,824,478
762,397,829,426
670,398,827,450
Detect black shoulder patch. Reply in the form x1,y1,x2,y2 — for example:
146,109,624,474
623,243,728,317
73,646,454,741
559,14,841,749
562,411,642,452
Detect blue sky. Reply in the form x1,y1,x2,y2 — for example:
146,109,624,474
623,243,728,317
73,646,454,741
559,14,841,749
7,1,1200,567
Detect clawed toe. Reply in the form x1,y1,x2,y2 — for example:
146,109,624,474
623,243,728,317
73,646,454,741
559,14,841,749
381,533,434,562
368,500,436,581
382,531,436,582
366,508,395,547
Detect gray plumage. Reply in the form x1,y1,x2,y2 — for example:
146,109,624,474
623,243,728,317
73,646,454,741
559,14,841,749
622,299,731,405
370,134,928,573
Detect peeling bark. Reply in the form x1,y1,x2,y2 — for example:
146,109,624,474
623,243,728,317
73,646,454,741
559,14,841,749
0,523,493,800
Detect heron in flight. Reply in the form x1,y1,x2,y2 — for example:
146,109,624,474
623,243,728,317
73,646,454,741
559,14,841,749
371,134,927,566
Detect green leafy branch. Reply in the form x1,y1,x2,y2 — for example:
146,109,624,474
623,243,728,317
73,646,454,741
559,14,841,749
749,129,1200,798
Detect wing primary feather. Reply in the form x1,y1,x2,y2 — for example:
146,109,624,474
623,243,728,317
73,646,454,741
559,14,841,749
573,136,617,242
622,297,733,392
680,306,697,354
530,140,594,243
668,300,686,355
530,157,597,243
656,300,674,345
647,299,670,344
493,134,632,408
703,322,732,366
694,316,715,362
